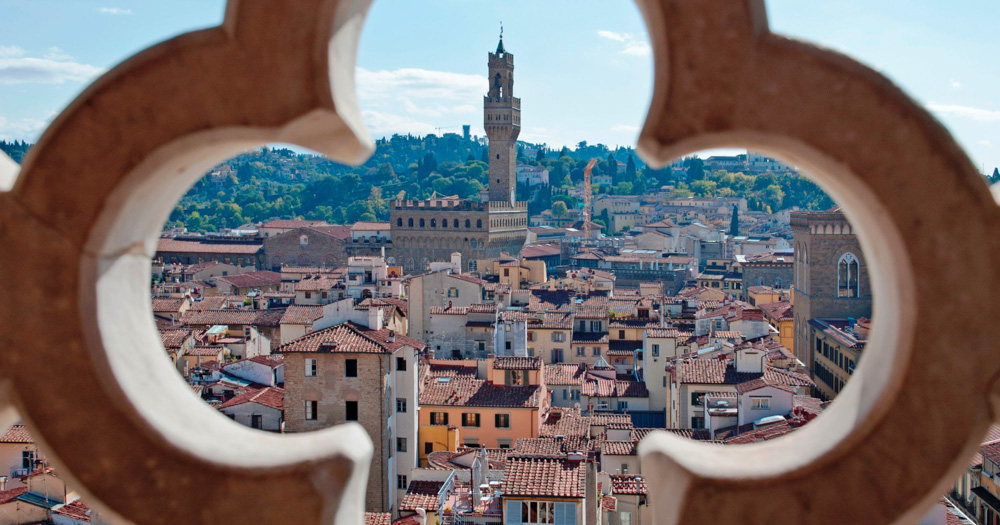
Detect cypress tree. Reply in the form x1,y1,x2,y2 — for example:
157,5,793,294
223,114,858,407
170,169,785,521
729,204,740,236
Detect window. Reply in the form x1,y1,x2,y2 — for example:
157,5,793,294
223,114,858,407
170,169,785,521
462,413,481,427
505,341,512,350
751,397,771,410
691,392,704,406
397,475,407,490
305,358,317,377
620,511,632,525
652,344,660,357
495,413,511,428
397,437,407,452
715,320,723,329
21,450,35,470
305,291,312,299
299,235,308,246
251,414,262,429
396,398,406,413
504,268,510,277
518,501,576,525
430,412,448,425
618,400,629,410
397,218,402,227
618,330,625,339
305,400,318,421
419,218,425,227
345,359,357,377
590,321,600,332
424,442,434,454
663,376,667,388
244,326,251,339
592,347,600,357
576,346,585,357
837,252,861,297
396,357,406,371
551,348,563,363
571,390,580,401
408,218,413,227
321,291,327,298
345,401,358,421
691,416,705,428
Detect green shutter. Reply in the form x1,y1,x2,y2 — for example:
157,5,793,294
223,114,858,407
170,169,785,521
554,502,576,525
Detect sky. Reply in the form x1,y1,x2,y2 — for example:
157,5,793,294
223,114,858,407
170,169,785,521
0,1,998,172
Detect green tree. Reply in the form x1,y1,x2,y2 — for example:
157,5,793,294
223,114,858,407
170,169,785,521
685,157,705,180
625,154,637,182
535,148,545,163
606,153,617,181
690,180,717,197
992,167,1000,184
729,204,740,236
552,200,569,217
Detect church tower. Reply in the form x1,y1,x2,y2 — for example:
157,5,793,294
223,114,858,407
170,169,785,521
484,31,520,205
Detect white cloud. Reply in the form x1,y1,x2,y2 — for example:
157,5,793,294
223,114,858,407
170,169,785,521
43,47,73,61
610,124,639,133
0,45,25,58
596,30,650,57
0,56,105,84
0,116,50,141
355,67,488,138
977,139,994,149
950,80,962,88
927,104,1000,122
597,30,626,43
98,7,132,15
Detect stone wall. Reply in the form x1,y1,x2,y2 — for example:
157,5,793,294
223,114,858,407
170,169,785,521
283,352,390,512
741,262,794,299
262,227,347,270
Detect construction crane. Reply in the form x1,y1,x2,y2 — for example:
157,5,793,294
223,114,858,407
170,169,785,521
582,158,598,239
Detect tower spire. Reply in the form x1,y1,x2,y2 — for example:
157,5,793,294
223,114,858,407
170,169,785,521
496,22,505,55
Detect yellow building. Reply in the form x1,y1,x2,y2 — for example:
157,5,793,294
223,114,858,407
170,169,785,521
477,257,547,288
759,301,794,353
418,357,545,456
747,286,780,307
526,313,573,364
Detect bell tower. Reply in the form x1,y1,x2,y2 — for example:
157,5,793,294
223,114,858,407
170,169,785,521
484,27,520,205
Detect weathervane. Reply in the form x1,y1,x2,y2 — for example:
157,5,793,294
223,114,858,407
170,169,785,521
500,22,503,40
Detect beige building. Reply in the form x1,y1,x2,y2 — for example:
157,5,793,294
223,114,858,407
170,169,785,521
526,313,572,364
405,270,485,343
277,322,424,515
476,257,547,289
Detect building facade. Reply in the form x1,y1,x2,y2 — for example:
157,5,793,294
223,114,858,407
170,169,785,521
791,209,871,371
389,37,527,274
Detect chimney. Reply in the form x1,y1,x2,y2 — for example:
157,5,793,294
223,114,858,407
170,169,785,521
0,475,6,491
367,303,384,331
388,329,395,343
451,252,462,272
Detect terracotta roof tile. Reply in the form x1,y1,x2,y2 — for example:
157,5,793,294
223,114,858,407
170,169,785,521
503,456,587,498
52,499,91,520
364,512,391,525
0,424,33,443
217,271,282,288
280,305,324,325
0,487,28,505
493,356,541,370
151,297,186,313
610,474,648,495
419,377,541,408
219,386,284,410
545,363,587,386
399,480,444,511
539,408,590,439
276,322,422,354
182,309,260,326
157,238,262,255
602,441,636,456
159,328,191,349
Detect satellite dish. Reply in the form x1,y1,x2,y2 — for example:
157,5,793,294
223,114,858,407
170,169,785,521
574,402,581,409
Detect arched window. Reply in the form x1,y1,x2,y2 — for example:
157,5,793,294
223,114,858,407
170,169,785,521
408,218,413,227
465,219,471,228
419,218,425,228
476,219,482,228
775,277,783,289
471,239,477,249
396,218,402,227
837,252,860,298
431,219,436,228
453,219,459,228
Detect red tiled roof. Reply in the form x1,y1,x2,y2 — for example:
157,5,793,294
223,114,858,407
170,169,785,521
601,495,617,511
151,297,186,313
52,499,91,521
246,354,284,369
157,239,262,255
182,309,261,326
644,328,691,339
981,440,1000,468
217,271,281,288
503,456,587,498
364,512,391,525
758,301,793,321
672,357,814,389
590,413,632,427
522,243,562,258
277,322,423,354
159,329,191,349
602,441,636,456
280,305,324,325
582,376,649,398
448,273,486,285
0,487,27,505
399,480,444,511
539,408,590,439
188,346,226,357
493,356,541,370
294,275,340,292
610,474,648,495
513,438,566,457
219,386,284,410
351,221,390,231
0,424,32,443
545,363,587,386
419,377,541,408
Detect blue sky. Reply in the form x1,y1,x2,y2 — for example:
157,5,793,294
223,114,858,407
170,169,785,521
1,1,998,172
